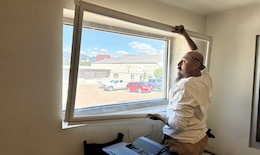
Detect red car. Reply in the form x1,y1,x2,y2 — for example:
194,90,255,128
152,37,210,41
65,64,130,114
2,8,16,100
126,82,152,93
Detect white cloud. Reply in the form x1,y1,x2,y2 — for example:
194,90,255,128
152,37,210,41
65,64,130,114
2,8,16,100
116,50,128,55
63,47,71,53
128,41,159,55
89,51,99,57
100,48,108,53
80,50,87,56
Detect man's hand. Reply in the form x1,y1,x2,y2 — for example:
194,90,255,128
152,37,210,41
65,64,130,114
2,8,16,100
147,113,162,120
172,25,185,34
147,113,169,126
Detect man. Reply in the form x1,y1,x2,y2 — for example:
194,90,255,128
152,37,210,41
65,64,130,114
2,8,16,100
148,25,213,155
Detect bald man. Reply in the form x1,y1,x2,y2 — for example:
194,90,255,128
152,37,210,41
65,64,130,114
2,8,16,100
148,26,213,155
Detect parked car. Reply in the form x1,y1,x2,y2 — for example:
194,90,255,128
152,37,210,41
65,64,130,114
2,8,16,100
98,79,115,89
103,79,127,91
148,79,163,91
126,82,152,93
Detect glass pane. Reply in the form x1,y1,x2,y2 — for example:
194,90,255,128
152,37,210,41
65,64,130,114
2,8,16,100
73,11,167,113
62,24,73,111
193,38,210,66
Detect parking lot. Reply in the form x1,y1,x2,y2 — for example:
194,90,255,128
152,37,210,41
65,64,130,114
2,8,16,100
74,84,163,108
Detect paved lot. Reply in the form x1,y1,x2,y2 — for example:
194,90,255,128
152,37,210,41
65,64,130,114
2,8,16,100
75,84,163,108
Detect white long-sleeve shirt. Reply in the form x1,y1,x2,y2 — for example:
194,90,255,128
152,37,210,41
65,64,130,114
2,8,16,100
163,70,213,144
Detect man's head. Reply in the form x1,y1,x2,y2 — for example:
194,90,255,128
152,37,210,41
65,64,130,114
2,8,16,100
177,51,205,80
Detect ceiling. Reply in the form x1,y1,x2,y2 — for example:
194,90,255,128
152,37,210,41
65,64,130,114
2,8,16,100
156,0,260,15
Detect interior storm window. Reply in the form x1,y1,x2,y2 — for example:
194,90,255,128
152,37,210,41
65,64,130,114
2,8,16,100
62,1,212,125
250,35,260,149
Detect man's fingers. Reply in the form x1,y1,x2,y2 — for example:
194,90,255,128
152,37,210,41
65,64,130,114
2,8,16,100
172,26,178,32
172,25,184,33
147,114,160,120
150,116,160,120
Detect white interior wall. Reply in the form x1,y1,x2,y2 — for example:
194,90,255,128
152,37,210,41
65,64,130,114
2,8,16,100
0,0,206,155
206,4,260,155
5,0,260,155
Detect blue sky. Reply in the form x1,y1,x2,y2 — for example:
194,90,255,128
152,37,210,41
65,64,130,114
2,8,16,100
63,25,166,59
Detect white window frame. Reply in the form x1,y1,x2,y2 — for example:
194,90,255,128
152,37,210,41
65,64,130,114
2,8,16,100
63,1,213,125
250,35,260,149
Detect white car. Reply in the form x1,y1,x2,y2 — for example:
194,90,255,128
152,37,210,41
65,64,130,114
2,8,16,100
98,79,115,89
103,79,127,91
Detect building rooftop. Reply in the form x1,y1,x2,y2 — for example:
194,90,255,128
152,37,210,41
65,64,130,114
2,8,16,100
93,55,163,64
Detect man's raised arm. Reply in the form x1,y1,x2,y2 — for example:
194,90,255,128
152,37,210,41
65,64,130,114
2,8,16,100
172,25,198,50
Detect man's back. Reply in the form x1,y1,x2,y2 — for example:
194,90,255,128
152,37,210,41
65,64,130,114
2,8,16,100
163,70,213,144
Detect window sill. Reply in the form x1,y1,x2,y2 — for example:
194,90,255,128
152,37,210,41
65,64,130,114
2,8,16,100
62,104,167,129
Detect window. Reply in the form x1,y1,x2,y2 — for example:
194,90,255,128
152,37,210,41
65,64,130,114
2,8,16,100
250,35,260,149
63,2,212,125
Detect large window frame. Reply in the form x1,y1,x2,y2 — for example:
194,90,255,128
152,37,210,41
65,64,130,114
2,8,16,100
63,1,213,125
250,35,260,149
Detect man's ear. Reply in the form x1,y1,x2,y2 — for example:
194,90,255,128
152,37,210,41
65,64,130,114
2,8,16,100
193,62,201,70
